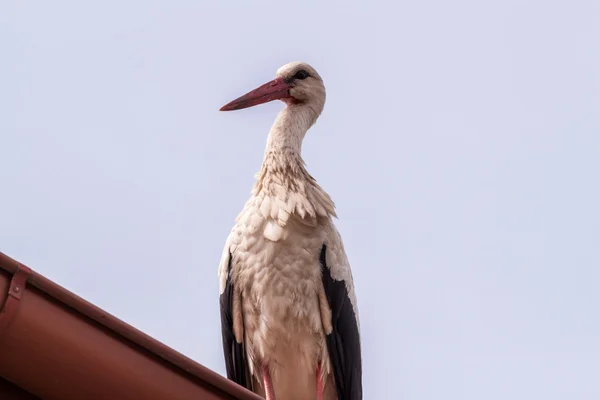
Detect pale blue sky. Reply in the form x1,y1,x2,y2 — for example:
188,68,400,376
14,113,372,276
1,1,599,398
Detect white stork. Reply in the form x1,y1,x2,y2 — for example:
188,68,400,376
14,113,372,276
218,61,362,400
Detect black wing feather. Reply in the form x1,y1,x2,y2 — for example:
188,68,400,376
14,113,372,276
320,244,362,400
219,252,251,390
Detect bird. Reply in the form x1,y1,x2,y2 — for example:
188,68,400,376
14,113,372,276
217,61,362,400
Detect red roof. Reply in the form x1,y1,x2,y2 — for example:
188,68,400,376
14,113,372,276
0,251,262,400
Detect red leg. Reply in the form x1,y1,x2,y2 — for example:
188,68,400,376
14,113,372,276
262,364,276,400
316,363,323,400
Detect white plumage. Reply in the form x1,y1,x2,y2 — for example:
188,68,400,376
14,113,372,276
218,62,361,400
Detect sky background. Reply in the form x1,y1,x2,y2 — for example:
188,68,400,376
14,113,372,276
1,1,599,398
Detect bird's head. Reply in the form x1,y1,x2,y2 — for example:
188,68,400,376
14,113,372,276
220,61,326,116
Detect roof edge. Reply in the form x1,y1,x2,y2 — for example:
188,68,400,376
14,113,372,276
0,251,261,400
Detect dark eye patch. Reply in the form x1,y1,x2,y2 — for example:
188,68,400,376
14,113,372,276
292,69,310,80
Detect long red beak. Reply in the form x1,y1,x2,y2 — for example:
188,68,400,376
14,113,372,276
220,77,292,111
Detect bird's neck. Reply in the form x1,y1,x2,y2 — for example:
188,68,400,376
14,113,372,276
251,105,336,221
256,106,312,190
264,105,315,159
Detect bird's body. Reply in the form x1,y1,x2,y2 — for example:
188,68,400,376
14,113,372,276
218,62,361,400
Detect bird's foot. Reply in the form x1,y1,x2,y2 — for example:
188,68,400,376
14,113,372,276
262,364,276,400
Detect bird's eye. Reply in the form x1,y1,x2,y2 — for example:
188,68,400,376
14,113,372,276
293,70,310,80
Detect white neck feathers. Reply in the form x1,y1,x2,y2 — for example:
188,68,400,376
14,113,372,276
265,106,314,155
250,105,336,226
